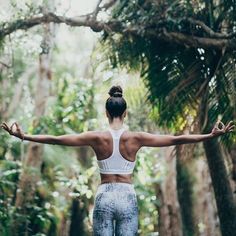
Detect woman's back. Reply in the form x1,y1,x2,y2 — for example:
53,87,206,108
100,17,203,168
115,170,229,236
90,127,141,185
92,128,140,163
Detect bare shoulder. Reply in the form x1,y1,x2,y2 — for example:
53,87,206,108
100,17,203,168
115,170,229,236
126,130,142,139
129,131,177,147
87,130,113,142
84,130,102,140
128,131,149,140
123,130,144,144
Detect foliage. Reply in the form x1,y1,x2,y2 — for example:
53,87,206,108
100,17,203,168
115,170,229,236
0,8,98,233
0,160,20,235
32,76,96,135
101,0,236,144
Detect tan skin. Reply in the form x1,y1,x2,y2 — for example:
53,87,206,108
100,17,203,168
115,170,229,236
1,111,235,184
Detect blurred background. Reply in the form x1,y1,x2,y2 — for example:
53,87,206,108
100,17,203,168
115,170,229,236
0,0,235,235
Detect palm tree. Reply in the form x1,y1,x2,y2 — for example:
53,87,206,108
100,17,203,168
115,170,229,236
101,0,236,235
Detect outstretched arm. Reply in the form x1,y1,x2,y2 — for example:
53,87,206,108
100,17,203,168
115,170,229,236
137,121,235,148
19,133,96,146
1,122,97,146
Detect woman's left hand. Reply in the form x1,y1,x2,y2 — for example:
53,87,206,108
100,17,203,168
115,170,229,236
211,120,235,137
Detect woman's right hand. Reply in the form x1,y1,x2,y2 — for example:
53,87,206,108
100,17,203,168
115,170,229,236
1,122,24,140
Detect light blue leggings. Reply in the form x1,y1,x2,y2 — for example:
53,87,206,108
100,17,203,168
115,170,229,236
92,183,138,236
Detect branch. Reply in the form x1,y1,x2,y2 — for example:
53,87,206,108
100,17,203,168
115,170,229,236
86,0,117,19
160,29,236,50
0,13,104,37
101,0,117,10
92,0,103,19
186,17,236,39
125,27,236,51
0,60,10,68
0,13,236,51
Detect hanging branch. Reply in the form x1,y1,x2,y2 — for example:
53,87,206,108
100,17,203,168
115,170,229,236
0,5,236,51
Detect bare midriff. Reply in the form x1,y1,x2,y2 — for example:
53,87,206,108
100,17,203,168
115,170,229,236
100,173,133,184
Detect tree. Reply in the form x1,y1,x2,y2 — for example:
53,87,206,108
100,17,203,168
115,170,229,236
100,1,236,236
13,1,55,234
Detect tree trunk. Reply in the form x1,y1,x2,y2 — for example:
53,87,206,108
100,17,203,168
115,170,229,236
176,144,196,236
194,158,220,236
13,15,53,235
230,144,236,195
203,138,236,236
69,199,87,236
58,214,70,236
155,146,182,236
199,85,236,236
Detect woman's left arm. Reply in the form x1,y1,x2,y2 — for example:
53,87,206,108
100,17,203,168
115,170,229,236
174,120,235,145
137,120,235,147
1,122,97,146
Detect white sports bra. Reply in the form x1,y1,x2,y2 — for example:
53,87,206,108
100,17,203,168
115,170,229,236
97,127,136,174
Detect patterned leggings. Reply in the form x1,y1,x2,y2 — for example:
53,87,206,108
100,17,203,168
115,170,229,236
92,183,138,236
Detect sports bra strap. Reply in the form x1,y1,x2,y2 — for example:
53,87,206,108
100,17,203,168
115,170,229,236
108,127,125,155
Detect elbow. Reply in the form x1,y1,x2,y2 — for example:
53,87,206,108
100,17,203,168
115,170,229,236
173,136,182,145
173,136,188,145
174,135,199,145
49,136,59,145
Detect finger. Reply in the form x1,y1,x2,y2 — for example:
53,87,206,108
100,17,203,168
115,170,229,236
10,122,17,134
226,124,235,132
10,122,15,131
15,122,20,131
228,125,235,131
214,120,221,130
228,124,235,129
1,124,12,134
1,125,6,130
215,120,220,128
15,122,24,138
1,123,9,131
1,122,8,129
0,123,6,128
225,121,234,130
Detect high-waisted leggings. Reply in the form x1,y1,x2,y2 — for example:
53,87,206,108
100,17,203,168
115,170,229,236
92,182,138,236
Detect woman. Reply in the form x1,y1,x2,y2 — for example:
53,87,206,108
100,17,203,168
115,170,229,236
1,85,235,236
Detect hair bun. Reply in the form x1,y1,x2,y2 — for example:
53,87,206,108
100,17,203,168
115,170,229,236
108,85,123,98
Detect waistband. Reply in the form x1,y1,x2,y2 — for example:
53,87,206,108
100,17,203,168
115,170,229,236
96,182,136,196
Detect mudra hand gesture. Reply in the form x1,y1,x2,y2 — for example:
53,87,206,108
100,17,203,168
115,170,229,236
211,120,235,137
1,122,24,141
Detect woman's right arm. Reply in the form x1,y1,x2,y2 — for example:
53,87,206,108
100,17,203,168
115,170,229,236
1,122,98,147
16,133,97,146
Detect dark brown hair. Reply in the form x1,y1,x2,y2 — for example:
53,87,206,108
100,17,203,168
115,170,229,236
105,85,127,120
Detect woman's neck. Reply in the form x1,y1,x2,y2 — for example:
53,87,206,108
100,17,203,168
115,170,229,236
109,118,124,130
